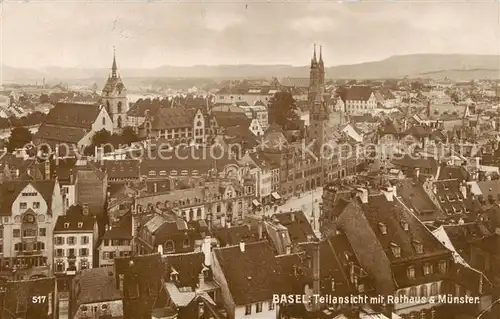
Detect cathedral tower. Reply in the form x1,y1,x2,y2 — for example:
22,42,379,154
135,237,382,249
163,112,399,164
102,49,129,132
307,45,329,154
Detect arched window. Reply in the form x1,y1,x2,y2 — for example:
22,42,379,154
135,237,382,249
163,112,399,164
106,101,110,114
102,116,106,126
117,101,122,113
420,285,428,297
117,116,122,129
430,283,438,296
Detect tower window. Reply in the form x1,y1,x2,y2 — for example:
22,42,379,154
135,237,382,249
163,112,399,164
117,101,122,113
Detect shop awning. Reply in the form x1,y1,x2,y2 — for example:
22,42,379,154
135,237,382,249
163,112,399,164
271,192,281,200
252,199,261,207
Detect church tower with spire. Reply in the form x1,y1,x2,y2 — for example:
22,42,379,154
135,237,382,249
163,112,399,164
102,48,128,132
307,45,329,153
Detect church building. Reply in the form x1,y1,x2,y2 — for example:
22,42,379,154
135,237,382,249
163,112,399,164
102,51,129,132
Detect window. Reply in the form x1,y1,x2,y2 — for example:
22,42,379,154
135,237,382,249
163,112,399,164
438,260,447,274
55,237,64,245
13,229,20,237
67,236,76,245
81,236,89,245
409,287,417,297
56,261,65,272
128,284,140,299
14,243,22,251
23,229,36,237
55,249,64,257
164,240,175,252
420,285,428,297
256,302,263,313
39,228,46,236
378,222,387,234
413,240,423,254
424,263,433,276
148,171,156,176
77,222,83,228
391,243,401,258
35,242,45,250
16,299,27,313
245,305,252,315
407,266,415,279
80,248,89,257
20,202,27,209
81,260,89,270
64,223,70,229
102,117,106,125
430,283,438,295
67,248,75,257
269,300,275,310
183,238,190,248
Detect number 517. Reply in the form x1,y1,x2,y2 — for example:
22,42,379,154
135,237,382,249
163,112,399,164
32,296,46,303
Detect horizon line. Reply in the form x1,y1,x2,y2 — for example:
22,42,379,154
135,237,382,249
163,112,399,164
3,52,498,70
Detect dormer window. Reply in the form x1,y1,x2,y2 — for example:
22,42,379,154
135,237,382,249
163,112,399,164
439,196,445,203
413,240,423,254
64,222,70,229
378,222,387,235
148,171,156,176
170,269,179,282
446,194,455,202
390,242,401,258
401,221,409,231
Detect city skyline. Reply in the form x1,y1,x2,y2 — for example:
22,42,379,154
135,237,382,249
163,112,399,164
1,0,499,69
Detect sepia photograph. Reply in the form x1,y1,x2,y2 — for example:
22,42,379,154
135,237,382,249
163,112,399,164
0,0,500,318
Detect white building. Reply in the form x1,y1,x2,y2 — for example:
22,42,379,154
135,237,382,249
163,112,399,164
98,213,133,267
341,86,377,115
0,179,64,278
53,204,98,275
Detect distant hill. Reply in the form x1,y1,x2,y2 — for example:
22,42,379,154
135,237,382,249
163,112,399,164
2,54,500,83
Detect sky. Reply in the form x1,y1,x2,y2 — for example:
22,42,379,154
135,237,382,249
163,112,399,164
1,0,499,69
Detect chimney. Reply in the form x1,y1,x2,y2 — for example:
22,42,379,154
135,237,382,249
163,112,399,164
311,241,321,312
221,215,226,228
290,212,295,222
239,241,245,253
286,245,291,255
69,169,74,184
415,168,420,180
158,244,164,256
44,161,50,180
15,169,19,177
460,183,467,199
357,188,368,203
383,187,394,202
202,236,211,266
153,183,158,193
198,271,205,288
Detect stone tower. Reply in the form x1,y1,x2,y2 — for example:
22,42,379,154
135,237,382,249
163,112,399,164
307,45,329,154
102,49,128,132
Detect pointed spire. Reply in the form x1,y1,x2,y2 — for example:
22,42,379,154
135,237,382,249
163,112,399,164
313,44,317,63
112,46,117,78
319,45,323,64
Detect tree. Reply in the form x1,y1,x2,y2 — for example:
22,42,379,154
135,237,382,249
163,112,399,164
7,127,33,152
268,91,300,130
39,93,50,104
90,129,114,153
119,126,139,146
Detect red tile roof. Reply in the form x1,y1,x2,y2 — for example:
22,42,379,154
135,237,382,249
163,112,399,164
0,180,56,216
150,107,196,130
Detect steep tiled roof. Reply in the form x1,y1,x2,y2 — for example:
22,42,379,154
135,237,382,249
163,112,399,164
340,86,373,102
392,155,439,172
396,179,443,221
150,107,196,130
127,98,165,117
213,111,250,128
43,102,101,129
437,166,469,181
163,252,205,288
272,211,316,244
53,204,95,232
361,194,448,262
0,180,56,216
104,160,140,180
433,180,479,218
477,180,500,198
102,212,133,240
212,225,258,247
213,241,281,305
2,277,56,319
36,123,88,144
72,267,122,305
443,223,492,258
